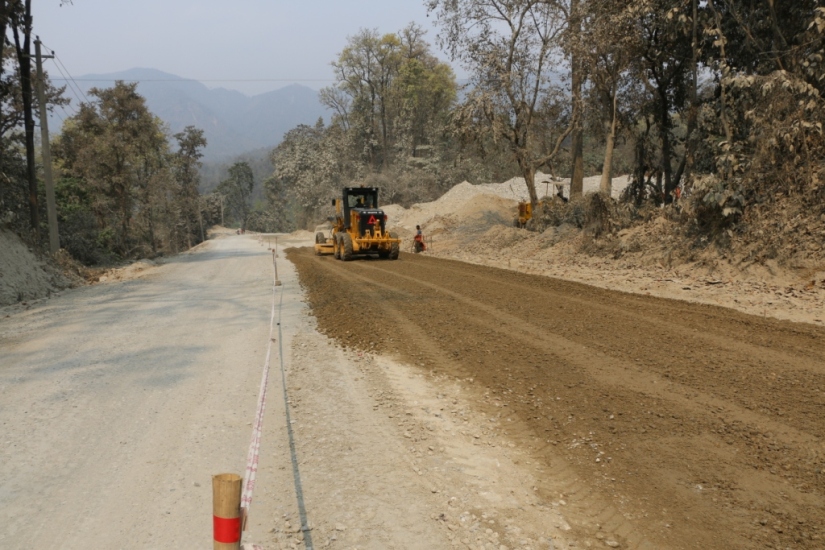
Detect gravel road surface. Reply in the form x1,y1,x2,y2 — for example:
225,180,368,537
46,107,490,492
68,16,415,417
289,247,825,550
1,235,289,548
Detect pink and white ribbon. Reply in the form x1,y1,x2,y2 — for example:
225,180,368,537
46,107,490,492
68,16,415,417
240,256,279,520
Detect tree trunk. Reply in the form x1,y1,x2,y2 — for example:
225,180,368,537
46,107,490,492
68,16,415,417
147,206,157,254
659,88,674,203
569,0,584,198
764,0,791,71
672,0,700,191
707,1,734,179
599,90,618,196
12,3,38,233
380,96,388,167
0,3,7,205
0,1,8,86
521,159,539,207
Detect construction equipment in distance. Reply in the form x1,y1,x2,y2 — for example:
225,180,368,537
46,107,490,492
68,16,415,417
314,187,401,260
514,201,534,228
514,184,568,228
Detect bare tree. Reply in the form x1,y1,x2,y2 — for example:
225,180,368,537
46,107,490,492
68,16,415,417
581,0,636,196
428,0,575,207
568,0,585,198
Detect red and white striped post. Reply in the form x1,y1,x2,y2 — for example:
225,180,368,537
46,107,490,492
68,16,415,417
212,473,242,550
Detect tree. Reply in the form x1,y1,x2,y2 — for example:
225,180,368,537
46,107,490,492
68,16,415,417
0,46,67,232
217,161,254,230
7,0,37,230
579,0,637,196
55,81,175,257
267,122,347,228
688,1,825,217
320,24,457,169
172,126,206,247
568,0,585,198
323,28,399,167
628,0,694,203
428,0,576,207
393,24,457,158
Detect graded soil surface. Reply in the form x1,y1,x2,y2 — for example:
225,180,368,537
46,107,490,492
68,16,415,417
288,247,825,550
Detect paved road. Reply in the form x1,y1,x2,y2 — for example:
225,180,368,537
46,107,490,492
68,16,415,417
0,235,287,548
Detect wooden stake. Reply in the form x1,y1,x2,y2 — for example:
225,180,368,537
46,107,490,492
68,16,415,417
212,473,242,550
273,250,282,286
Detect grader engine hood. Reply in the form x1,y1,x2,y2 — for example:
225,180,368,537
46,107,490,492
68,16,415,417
352,208,386,236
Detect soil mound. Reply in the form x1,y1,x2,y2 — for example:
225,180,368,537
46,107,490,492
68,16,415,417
0,228,71,306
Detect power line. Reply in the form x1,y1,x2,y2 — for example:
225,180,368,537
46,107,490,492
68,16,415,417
52,106,66,124
56,102,76,122
46,56,84,101
50,78,336,83
53,57,91,104
39,42,91,104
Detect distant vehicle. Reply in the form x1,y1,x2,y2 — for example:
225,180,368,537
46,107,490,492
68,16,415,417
514,201,542,228
314,187,401,260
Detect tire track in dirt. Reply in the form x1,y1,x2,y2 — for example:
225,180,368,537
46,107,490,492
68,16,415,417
390,257,825,439
288,248,825,550
350,259,823,451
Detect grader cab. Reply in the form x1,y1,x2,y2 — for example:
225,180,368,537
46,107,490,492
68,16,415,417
314,187,401,260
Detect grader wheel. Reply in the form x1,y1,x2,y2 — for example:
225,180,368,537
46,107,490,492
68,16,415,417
333,234,341,259
389,232,400,260
340,233,353,261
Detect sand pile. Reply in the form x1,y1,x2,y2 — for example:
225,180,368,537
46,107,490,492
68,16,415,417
386,174,631,233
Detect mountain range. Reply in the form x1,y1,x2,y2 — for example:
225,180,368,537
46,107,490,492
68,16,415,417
52,68,330,161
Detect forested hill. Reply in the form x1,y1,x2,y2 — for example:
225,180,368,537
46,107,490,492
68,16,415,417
52,68,330,161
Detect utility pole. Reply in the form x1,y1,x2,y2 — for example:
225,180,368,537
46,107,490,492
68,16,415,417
34,36,59,255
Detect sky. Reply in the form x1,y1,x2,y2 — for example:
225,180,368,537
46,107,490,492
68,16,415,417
32,0,460,97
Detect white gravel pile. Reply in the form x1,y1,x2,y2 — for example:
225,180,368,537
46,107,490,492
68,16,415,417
385,173,632,233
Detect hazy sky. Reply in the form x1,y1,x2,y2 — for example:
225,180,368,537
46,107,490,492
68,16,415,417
33,0,458,96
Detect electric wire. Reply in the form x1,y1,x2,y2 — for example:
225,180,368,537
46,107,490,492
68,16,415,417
46,57,86,106
38,42,333,92
52,78,335,84
52,104,68,123
54,56,90,105
58,100,78,120
40,42,91,104
53,55,90,104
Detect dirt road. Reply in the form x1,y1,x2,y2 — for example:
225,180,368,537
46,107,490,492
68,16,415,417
288,247,825,550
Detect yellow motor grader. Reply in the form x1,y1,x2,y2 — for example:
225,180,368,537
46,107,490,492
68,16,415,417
314,187,401,260
514,201,534,228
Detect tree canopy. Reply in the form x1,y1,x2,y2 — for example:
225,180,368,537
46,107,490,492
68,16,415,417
53,82,207,261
